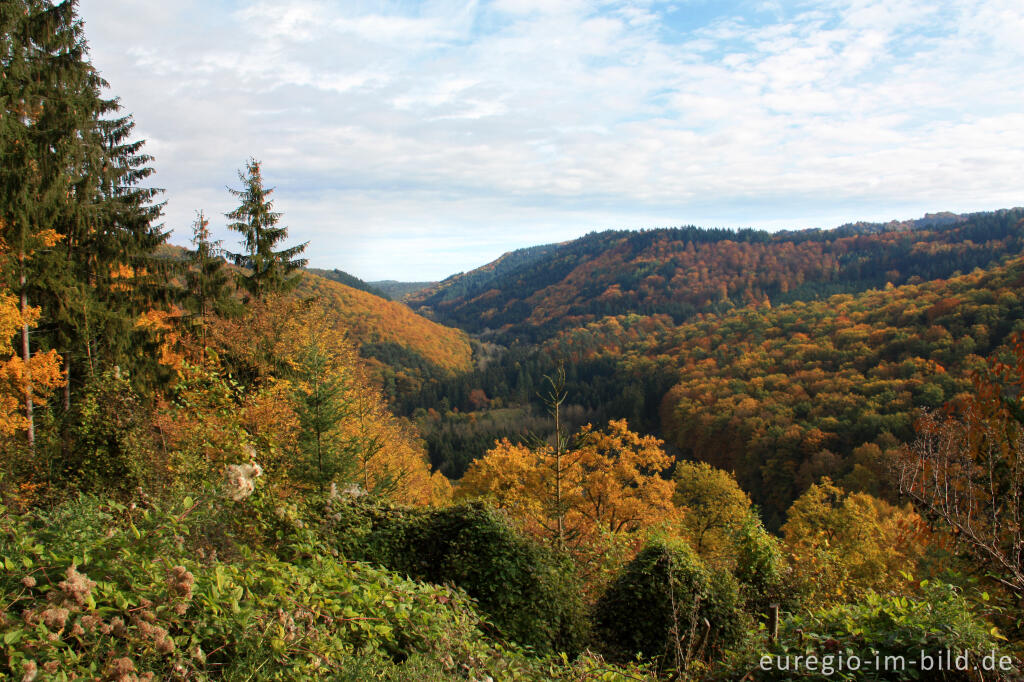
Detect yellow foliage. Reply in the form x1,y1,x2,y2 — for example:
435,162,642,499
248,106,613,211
0,290,63,438
135,306,187,369
202,294,448,506
782,477,928,606
673,460,753,563
460,419,675,552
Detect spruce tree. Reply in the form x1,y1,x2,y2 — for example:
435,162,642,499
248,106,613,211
226,159,307,301
1,0,169,432
185,210,234,351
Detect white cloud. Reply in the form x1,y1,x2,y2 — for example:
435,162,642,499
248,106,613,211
75,0,1024,279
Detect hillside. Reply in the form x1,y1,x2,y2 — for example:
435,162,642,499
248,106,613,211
409,209,1024,342
296,272,473,395
403,231,1024,527
368,279,435,301
535,256,1024,526
306,267,391,299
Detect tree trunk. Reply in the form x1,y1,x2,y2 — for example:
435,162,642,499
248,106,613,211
63,352,71,411
19,254,34,449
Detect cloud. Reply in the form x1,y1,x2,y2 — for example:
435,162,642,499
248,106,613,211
75,0,1024,279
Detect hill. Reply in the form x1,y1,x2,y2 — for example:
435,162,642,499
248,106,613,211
367,279,435,301
408,209,1024,342
306,267,391,299
296,272,473,397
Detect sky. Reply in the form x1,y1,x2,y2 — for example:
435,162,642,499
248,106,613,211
77,0,1024,282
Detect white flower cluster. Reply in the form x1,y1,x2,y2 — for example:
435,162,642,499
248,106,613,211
225,460,263,502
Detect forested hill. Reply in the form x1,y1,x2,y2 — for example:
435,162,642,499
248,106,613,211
306,267,391,300
156,247,473,396
295,272,474,396
408,208,1024,342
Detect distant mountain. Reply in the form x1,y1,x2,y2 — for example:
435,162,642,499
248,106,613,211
368,280,436,301
408,209,1024,342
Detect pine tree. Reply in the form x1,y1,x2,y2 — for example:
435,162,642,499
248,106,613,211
226,159,307,301
1,0,169,436
1,0,92,444
185,210,234,350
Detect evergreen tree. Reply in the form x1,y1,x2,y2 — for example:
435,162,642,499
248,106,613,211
1,0,169,435
185,210,234,349
225,159,307,301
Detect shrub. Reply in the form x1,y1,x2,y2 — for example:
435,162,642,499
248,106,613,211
722,582,1019,681
321,497,589,655
594,536,749,670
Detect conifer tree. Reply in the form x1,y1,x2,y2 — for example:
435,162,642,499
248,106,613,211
185,210,233,349
226,159,307,301
1,0,169,431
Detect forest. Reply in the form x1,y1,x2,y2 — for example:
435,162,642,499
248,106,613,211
2,2,1024,681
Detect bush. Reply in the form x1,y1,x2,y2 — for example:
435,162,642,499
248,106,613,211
321,497,589,655
594,536,749,670
732,514,787,616
0,492,652,680
723,582,1019,681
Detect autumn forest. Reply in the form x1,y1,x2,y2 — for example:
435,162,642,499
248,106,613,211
3,2,1024,681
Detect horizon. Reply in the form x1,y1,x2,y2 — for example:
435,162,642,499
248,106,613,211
78,0,1024,281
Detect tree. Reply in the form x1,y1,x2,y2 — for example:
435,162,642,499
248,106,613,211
673,460,753,558
185,210,233,350
287,302,357,494
459,418,675,555
896,334,1024,595
782,478,926,605
226,159,307,301
1,0,168,425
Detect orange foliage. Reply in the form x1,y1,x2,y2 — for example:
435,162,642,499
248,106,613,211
0,261,63,438
460,419,675,550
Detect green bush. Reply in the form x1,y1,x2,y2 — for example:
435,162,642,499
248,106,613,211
594,536,749,670
732,514,787,616
320,497,589,656
0,491,659,680
722,582,1018,681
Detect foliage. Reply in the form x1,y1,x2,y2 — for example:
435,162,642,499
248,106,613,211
897,333,1024,596
594,536,749,671
226,158,307,300
0,490,657,680
64,369,163,497
782,479,928,607
673,460,753,560
460,419,675,562
731,514,786,617
0,276,63,439
321,497,588,656
725,582,1018,681
410,210,1024,343
296,271,473,395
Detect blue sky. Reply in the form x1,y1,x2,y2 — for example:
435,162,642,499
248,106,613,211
78,0,1024,281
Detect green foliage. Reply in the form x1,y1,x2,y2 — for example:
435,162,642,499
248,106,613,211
226,158,308,300
321,497,589,656
594,537,749,669
732,514,786,616
727,583,1018,681
0,492,651,680
64,369,161,497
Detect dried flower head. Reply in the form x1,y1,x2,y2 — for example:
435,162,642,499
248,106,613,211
21,575,36,589
167,565,195,599
20,659,37,682
59,565,96,608
41,606,69,630
224,460,263,501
